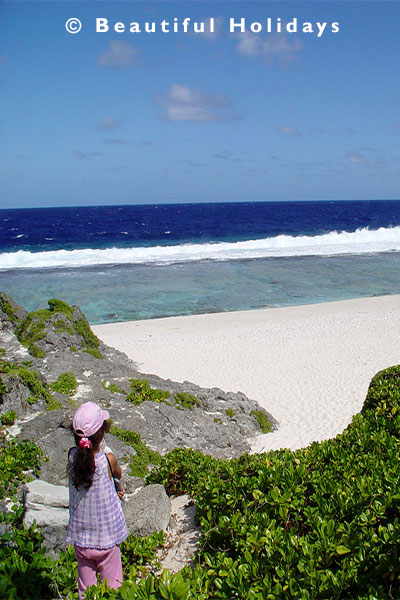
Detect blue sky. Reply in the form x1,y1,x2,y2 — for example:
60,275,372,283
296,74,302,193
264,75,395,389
1,1,400,208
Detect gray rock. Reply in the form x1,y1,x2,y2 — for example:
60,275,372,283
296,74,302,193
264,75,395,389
24,480,69,559
25,479,69,509
124,484,171,537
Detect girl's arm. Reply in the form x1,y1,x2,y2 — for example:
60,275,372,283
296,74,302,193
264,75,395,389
107,452,122,479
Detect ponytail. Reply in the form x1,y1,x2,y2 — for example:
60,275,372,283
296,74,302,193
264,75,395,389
69,420,111,490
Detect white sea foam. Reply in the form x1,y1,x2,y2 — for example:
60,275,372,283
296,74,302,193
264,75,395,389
1,226,400,270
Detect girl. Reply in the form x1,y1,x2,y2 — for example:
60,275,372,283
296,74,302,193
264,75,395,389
66,401,129,599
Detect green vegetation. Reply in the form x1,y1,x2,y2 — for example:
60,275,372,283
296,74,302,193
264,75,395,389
0,376,7,396
146,364,400,599
110,426,162,478
3,364,400,598
0,411,18,427
0,361,50,405
15,298,103,359
102,379,125,394
0,348,6,357
53,318,75,335
0,359,61,410
50,372,78,395
214,417,222,424
0,294,20,324
225,408,236,418
250,409,273,433
174,392,200,410
126,379,170,406
0,437,43,502
74,317,102,358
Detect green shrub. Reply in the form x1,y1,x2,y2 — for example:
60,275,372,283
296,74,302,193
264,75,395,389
147,364,400,599
250,409,272,433
53,319,74,335
126,379,170,406
102,380,125,394
0,348,6,357
0,360,57,409
0,294,20,323
74,318,103,358
174,392,200,410
0,438,44,501
225,408,236,418
110,426,162,477
0,411,18,426
50,372,78,395
47,298,74,319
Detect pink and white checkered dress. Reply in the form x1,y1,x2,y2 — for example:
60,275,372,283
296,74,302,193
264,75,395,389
66,449,129,549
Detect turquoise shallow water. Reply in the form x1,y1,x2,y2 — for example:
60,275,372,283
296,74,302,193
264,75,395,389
1,252,399,324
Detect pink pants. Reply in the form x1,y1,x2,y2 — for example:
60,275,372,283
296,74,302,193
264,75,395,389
74,544,123,599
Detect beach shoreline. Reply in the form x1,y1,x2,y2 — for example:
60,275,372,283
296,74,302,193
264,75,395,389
93,295,400,453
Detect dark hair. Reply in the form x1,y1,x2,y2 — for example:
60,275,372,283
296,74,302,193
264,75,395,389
68,420,111,490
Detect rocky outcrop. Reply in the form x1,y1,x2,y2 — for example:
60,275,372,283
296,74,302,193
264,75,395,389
123,484,171,537
0,292,277,559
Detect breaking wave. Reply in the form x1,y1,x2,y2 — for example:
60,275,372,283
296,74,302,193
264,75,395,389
1,226,400,270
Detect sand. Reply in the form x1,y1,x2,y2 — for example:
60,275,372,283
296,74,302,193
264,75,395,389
93,295,400,453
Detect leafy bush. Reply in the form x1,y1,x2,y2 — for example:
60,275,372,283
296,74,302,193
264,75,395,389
0,361,51,405
50,372,78,395
0,410,18,426
74,318,102,358
225,408,236,418
0,438,44,502
0,294,20,324
250,409,272,433
110,426,162,477
146,364,400,599
102,380,125,394
126,379,170,406
174,392,200,410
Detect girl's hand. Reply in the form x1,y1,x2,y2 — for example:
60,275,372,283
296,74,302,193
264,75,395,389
117,486,125,500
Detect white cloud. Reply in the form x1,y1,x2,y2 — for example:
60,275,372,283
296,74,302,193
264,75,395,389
97,41,141,67
276,125,302,136
158,84,240,122
97,117,120,131
346,147,386,169
236,32,303,64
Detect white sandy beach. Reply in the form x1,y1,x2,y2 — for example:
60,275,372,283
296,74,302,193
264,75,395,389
93,296,400,453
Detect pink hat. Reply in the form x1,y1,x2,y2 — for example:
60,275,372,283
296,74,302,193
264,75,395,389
72,402,110,438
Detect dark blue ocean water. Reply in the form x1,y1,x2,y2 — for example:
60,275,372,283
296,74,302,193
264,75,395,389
0,200,400,323
1,200,400,253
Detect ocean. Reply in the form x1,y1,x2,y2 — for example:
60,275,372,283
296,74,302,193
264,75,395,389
1,200,400,324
